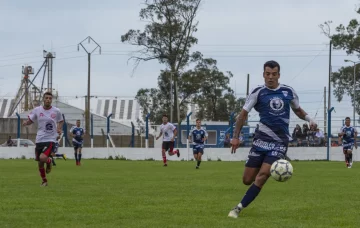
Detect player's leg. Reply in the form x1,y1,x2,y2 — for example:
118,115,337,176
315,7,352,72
343,149,349,167
193,147,199,168
168,142,180,157
50,152,56,166
35,144,47,186
196,146,204,169
162,142,168,166
348,149,353,168
228,152,263,218
73,142,79,165
39,142,54,174
78,146,83,165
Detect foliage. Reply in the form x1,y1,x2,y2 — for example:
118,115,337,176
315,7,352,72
320,8,360,117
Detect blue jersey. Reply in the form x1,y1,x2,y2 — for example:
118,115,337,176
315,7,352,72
189,127,208,145
340,125,357,144
243,84,299,153
70,126,85,144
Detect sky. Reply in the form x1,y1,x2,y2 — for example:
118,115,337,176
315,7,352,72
0,0,360,130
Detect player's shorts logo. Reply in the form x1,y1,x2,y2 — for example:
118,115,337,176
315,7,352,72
269,97,284,112
45,122,54,133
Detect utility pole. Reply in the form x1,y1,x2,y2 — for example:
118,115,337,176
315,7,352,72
246,74,250,96
328,41,332,113
78,36,101,135
324,86,327,134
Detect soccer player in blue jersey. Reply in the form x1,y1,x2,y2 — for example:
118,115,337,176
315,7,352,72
70,120,85,166
228,60,316,218
188,119,208,169
338,117,358,168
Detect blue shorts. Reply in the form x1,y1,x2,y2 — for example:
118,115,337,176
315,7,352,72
73,141,83,149
343,143,354,152
193,144,204,154
245,140,288,168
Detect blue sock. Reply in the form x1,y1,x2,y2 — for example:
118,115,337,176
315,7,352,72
74,152,78,162
239,184,261,208
55,154,63,158
79,153,82,162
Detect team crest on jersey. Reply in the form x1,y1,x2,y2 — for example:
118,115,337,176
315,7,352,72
282,91,288,97
40,113,44,117
269,97,284,111
51,113,56,119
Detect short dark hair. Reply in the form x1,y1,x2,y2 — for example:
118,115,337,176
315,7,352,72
43,91,53,97
264,60,280,73
196,119,201,122
345,117,350,120
162,114,168,118
76,119,81,122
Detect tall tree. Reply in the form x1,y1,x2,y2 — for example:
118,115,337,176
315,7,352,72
121,0,202,124
320,9,360,118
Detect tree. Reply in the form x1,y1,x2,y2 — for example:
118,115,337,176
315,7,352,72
121,0,202,124
191,54,244,121
331,66,360,115
320,9,360,117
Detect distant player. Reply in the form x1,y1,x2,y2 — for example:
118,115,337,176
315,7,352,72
228,60,315,218
188,119,208,169
23,92,64,187
70,120,85,166
155,114,180,166
50,135,67,167
338,117,358,168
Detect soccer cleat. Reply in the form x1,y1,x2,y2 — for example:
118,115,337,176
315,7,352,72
196,166,199,169
40,182,48,187
228,207,241,218
46,159,53,174
163,163,168,167
62,154,67,160
76,161,79,166
177,149,180,158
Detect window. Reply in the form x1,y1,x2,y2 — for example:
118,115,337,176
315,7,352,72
206,130,217,145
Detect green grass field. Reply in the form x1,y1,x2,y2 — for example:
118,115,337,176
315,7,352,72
0,159,360,228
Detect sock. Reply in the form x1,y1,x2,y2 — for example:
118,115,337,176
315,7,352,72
39,167,47,182
174,149,178,154
79,153,82,162
239,183,262,208
162,155,167,164
74,152,78,162
52,158,56,166
197,160,201,167
349,153,353,163
46,158,52,164
55,154,63,157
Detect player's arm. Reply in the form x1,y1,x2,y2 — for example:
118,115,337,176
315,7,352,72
290,89,315,125
156,130,162,140
23,111,36,126
203,130,208,142
56,110,64,134
355,129,358,148
188,129,193,142
172,128,177,141
233,109,248,139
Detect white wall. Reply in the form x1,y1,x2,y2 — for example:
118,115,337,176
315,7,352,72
0,147,355,162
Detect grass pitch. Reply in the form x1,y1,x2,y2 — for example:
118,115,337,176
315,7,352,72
0,159,359,228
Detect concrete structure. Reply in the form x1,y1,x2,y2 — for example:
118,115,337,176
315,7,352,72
0,146,352,162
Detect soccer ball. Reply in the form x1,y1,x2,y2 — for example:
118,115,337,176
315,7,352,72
270,159,293,182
